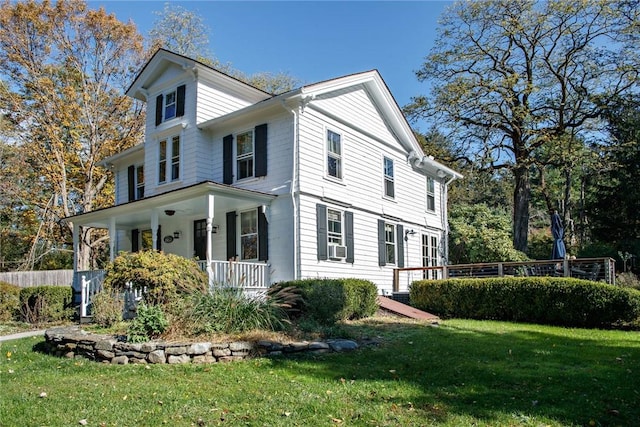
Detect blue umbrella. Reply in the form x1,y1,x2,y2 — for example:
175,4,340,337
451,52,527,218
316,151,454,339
551,211,566,260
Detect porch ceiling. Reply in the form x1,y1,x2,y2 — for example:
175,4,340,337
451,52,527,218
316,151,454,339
67,181,276,229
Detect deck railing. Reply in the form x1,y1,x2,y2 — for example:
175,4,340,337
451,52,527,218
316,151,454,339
393,257,616,293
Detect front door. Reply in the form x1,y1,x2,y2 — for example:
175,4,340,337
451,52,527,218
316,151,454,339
194,219,207,261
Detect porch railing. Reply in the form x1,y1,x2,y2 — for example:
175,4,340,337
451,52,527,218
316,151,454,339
197,260,271,296
393,257,616,293
78,270,106,317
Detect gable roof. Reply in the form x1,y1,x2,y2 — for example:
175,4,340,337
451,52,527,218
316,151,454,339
126,49,271,103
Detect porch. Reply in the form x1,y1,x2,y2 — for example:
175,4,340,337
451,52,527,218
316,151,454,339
392,257,616,293
75,259,270,319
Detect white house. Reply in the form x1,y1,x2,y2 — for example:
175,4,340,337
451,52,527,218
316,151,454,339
69,49,461,298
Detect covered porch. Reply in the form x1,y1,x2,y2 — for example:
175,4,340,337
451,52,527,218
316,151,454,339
70,181,277,312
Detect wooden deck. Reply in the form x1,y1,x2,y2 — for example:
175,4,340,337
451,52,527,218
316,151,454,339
377,296,440,322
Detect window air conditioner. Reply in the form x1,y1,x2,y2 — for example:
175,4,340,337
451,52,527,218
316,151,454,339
329,245,347,259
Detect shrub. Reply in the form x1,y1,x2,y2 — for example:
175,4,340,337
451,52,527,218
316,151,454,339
127,303,168,343
91,291,125,327
102,251,208,307
410,277,640,329
273,278,378,325
0,281,21,322
177,285,301,335
19,286,74,324
617,272,640,290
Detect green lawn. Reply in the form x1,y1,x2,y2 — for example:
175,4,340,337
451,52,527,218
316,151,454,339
1,318,639,426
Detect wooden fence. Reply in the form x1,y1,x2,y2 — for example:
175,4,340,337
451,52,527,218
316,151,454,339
0,269,73,288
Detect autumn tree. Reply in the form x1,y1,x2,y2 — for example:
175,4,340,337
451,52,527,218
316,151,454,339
0,0,146,270
406,0,640,253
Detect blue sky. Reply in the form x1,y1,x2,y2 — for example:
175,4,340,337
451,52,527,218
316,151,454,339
92,1,451,126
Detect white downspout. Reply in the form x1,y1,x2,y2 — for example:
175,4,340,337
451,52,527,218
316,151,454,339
282,100,301,280
441,174,456,266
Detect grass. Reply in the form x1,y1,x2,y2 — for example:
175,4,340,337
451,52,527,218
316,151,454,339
1,317,640,426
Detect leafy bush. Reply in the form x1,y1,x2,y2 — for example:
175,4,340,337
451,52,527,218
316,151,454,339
410,277,640,329
19,286,74,324
127,303,169,343
617,272,640,290
102,251,208,307
273,278,378,325
177,285,300,335
449,204,529,264
91,291,125,327
0,282,21,322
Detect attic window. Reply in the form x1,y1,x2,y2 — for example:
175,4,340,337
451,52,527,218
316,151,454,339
155,84,186,126
164,91,176,120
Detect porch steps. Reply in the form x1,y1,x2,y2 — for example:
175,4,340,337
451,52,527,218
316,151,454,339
377,296,440,322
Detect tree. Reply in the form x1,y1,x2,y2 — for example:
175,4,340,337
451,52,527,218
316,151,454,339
587,96,640,252
148,2,299,94
406,0,640,252
0,0,146,270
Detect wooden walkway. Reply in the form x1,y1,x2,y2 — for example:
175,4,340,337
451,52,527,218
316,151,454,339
377,296,439,322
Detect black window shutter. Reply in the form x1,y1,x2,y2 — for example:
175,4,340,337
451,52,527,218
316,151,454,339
155,94,163,126
131,229,139,252
396,224,404,268
223,134,233,184
258,207,268,261
316,204,328,261
127,165,135,202
254,123,268,177
378,220,386,266
156,225,162,251
226,211,237,260
176,84,186,117
345,211,354,263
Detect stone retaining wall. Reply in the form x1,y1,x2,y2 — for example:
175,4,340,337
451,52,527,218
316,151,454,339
43,327,359,365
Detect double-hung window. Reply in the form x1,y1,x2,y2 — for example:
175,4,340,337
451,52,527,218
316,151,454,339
159,135,180,184
136,165,144,199
385,223,396,264
327,209,343,246
327,130,342,179
240,209,258,260
164,90,176,121
236,130,254,180
426,176,435,212
383,157,394,198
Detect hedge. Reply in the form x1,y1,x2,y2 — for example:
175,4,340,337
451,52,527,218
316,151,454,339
0,281,21,321
19,285,74,323
273,278,378,325
410,277,640,328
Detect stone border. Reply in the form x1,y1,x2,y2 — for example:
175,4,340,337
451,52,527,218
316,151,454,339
43,327,359,365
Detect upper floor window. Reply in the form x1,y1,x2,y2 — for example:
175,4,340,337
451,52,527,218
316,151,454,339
159,135,180,184
327,130,342,179
136,165,144,199
426,177,435,212
240,209,258,260
155,84,185,126
164,91,176,121
383,157,394,198
236,130,254,180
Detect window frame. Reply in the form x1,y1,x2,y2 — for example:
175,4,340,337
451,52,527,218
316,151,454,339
384,223,396,265
239,209,258,261
158,134,181,185
236,129,255,181
135,165,144,200
164,90,177,121
327,208,344,253
383,156,395,199
426,176,436,212
326,129,343,181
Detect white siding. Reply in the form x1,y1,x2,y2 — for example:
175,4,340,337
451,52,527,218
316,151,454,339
196,81,255,124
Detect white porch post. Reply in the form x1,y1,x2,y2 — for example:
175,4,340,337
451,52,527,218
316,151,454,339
206,194,215,278
109,216,116,262
151,210,159,250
